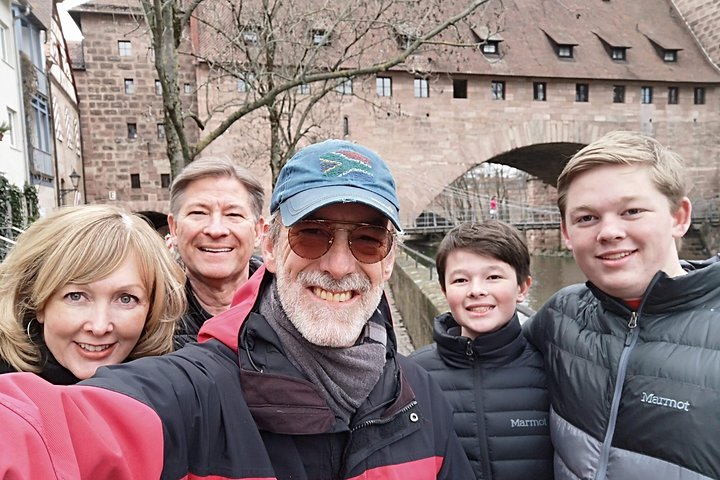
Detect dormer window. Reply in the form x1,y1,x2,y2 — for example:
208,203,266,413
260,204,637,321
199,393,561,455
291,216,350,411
395,33,414,50
541,28,578,60
242,29,258,46
472,26,503,57
482,41,499,55
312,29,330,46
641,31,682,63
593,31,631,62
558,45,573,58
394,23,419,50
611,47,627,60
663,50,678,62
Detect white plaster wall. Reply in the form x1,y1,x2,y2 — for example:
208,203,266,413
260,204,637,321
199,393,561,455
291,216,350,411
0,0,27,188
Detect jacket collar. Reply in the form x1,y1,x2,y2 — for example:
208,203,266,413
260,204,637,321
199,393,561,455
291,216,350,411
589,255,720,315
197,265,267,352
433,312,526,367
223,268,412,435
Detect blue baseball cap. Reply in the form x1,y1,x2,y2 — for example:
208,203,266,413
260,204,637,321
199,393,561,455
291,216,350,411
270,139,401,230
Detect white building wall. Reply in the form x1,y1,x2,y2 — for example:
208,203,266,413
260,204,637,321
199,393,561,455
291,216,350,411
0,0,27,188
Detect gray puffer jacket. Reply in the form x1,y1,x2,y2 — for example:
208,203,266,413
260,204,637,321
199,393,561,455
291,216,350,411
411,313,552,480
525,255,720,480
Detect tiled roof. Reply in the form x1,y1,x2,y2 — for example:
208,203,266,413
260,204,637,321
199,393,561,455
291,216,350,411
26,0,52,30
68,0,143,15
419,0,720,83
77,0,720,84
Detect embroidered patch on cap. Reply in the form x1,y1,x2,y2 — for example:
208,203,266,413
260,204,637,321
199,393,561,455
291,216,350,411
320,150,374,178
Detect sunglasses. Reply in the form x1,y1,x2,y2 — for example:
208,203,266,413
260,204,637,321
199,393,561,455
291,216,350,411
287,219,394,264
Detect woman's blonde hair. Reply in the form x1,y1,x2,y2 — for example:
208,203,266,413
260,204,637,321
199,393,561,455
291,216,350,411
0,205,186,372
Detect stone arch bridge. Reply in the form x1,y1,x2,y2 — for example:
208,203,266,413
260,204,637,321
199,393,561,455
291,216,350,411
367,118,720,228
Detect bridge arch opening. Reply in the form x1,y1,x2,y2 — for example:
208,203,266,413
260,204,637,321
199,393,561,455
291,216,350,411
410,141,586,230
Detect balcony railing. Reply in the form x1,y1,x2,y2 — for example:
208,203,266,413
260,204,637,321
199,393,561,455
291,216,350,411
31,147,53,177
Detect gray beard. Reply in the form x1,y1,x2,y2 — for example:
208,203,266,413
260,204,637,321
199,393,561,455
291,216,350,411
273,255,384,347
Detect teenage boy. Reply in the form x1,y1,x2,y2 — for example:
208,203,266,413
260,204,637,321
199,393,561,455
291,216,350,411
412,220,553,480
525,130,720,479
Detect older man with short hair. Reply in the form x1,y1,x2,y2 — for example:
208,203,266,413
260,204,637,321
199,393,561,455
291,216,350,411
0,139,474,479
167,157,265,347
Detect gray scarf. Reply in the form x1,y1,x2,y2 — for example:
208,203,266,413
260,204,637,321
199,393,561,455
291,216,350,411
260,281,387,426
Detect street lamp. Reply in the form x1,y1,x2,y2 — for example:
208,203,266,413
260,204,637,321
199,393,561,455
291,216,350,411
59,169,81,205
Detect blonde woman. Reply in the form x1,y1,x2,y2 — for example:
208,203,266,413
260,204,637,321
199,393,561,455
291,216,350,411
0,205,186,384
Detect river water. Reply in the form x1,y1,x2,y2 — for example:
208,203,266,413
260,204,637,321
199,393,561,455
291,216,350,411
405,240,586,312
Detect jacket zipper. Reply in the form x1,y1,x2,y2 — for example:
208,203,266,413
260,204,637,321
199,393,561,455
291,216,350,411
340,400,419,477
594,310,639,479
590,271,663,479
350,400,418,432
465,338,474,358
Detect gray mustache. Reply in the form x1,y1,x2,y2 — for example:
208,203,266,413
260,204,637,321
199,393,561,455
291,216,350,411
297,271,371,293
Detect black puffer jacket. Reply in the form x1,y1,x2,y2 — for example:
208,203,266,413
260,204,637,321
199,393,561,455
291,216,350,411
411,312,553,480
525,255,720,479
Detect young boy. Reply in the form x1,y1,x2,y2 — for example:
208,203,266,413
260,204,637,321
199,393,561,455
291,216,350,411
411,220,553,480
525,131,720,479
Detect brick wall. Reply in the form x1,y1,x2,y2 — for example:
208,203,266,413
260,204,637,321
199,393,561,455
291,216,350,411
72,10,197,215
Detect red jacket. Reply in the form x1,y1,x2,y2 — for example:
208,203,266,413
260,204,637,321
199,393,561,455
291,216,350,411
0,266,473,479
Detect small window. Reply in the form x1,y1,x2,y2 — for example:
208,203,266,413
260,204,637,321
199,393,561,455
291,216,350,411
482,41,499,55
533,82,546,101
335,78,352,95
376,76,392,97
6,108,16,147
74,122,80,156
414,78,429,98
130,173,141,189
237,72,255,93
641,86,653,104
161,173,171,189
575,83,589,102
395,34,414,50
312,29,329,46
491,80,505,100
558,45,573,58
0,23,7,62
611,47,626,61
668,86,679,105
184,83,192,94
157,123,165,139
342,116,349,137
613,85,626,104
453,79,467,99
297,83,311,95
54,103,63,143
127,123,137,139
124,78,134,94
663,50,677,62
242,29,258,46
155,80,162,95
118,40,132,57
694,87,706,105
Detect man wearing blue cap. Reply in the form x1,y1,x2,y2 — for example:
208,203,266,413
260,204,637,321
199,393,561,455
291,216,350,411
0,140,473,479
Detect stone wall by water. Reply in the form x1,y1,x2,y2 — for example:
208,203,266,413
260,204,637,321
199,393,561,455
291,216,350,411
388,251,448,349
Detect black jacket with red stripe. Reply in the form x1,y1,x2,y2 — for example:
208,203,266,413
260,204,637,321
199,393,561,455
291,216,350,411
0,266,473,479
